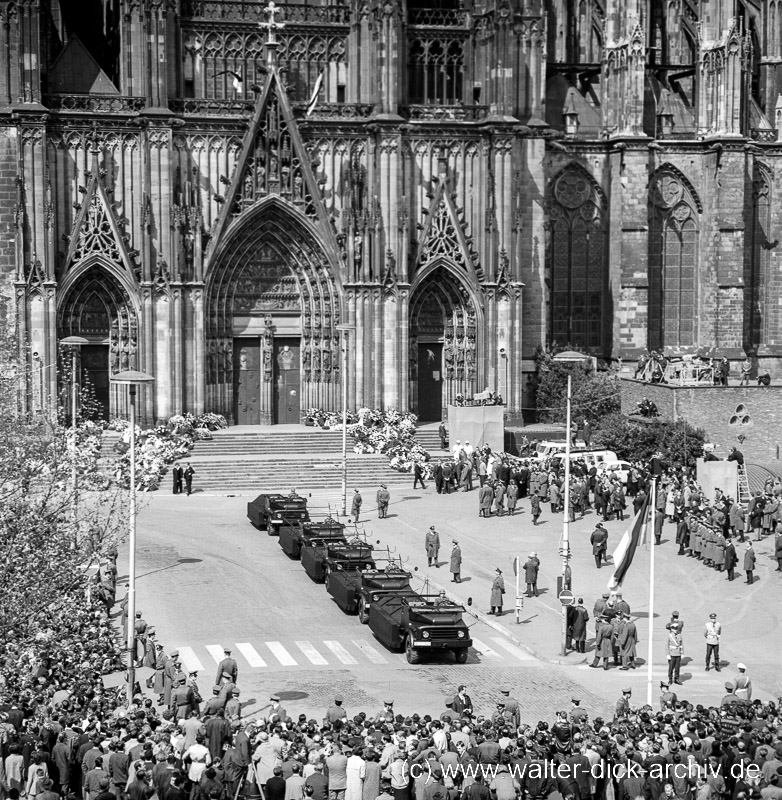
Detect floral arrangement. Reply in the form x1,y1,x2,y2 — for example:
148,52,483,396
110,411,227,491
304,407,431,476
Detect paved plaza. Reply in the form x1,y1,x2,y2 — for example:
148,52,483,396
129,481,779,722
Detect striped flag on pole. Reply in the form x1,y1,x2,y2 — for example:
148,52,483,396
607,493,651,590
306,71,324,117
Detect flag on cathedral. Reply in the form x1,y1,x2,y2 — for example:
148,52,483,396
306,71,324,117
607,493,651,590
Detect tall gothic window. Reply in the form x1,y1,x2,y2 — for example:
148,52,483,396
407,37,464,104
648,169,700,350
549,167,607,352
748,165,772,348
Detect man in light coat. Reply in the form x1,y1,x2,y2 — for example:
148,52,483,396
704,612,721,671
449,541,462,583
425,526,440,567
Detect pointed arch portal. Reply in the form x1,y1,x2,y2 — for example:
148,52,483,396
409,262,479,421
57,263,139,420
205,201,341,424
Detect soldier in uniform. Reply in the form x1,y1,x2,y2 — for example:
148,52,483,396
215,648,238,687
225,688,241,719
614,688,632,722
134,612,148,666
202,686,224,717
499,687,520,729
268,694,287,722
659,681,678,711
171,678,196,721
187,671,202,715
376,484,390,518
589,615,614,670
570,698,588,727
617,611,638,670
350,489,362,521
326,695,348,725
163,650,179,707
450,541,462,583
425,527,440,567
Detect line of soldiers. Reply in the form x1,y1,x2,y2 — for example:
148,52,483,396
120,603,244,721
680,509,758,584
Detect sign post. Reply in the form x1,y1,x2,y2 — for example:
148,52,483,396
558,589,575,607
513,556,523,623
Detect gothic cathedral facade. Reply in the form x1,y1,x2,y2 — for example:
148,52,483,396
1,0,780,424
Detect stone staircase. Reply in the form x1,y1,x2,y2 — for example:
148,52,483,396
100,426,415,494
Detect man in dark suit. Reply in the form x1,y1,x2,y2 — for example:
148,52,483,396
172,464,183,494
724,538,738,581
184,464,195,495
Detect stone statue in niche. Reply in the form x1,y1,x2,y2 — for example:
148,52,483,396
184,228,194,271
128,334,138,370
312,343,321,378
353,234,363,269
239,348,249,371
302,338,312,370
322,345,332,380
293,173,303,201
443,337,455,377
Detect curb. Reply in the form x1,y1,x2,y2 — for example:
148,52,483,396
411,571,589,667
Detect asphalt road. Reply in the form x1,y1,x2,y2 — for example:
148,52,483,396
124,487,779,725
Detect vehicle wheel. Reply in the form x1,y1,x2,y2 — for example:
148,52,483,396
454,648,469,664
405,635,421,664
323,564,331,583
358,598,369,624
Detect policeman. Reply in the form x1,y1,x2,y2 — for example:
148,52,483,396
326,694,348,724
499,687,520,729
215,648,238,686
171,678,195,721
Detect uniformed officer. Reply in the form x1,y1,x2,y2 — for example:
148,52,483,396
225,688,241,719
614,688,632,722
570,698,588,727
171,678,195,721
162,650,179,707
499,687,520,729
659,681,678,711
215,648,238,686
202,686,224,717
187,671,202,715
268,694,287,721
326,694,348,724
373,699,394,724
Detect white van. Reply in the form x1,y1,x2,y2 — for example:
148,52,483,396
549,450,619,471
534,440,587,459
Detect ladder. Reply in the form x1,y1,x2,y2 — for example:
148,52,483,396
737,464,751,505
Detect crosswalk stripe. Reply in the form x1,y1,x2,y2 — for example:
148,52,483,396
323,640,359,665
490,637,535,661
178,647,205,673
470,637,502,659
351,640,388,664
265,641,298,666
206,645,225,664
295,641,328,666
237,642,267,668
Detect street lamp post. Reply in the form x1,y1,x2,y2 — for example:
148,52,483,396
336,324,356,517
60,336,89,536
111,369,155,706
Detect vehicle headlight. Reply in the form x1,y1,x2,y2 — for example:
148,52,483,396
422,630,430,639
372,594,379,602
457,631,465,638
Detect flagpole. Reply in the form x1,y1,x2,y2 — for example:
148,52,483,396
561,375,572,656
646,477,657,707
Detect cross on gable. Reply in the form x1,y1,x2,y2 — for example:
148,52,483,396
259,1,286,44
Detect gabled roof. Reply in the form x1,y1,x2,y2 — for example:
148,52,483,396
48,37,119,94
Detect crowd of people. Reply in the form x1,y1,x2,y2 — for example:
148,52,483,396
3,591,782,800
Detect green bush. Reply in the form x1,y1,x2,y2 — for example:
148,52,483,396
591,412,705,468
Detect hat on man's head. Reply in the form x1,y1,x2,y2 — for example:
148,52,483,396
709,613,717,619
737,663,747,670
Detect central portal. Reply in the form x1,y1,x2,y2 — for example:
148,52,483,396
273,338,301,424
206,201,342,423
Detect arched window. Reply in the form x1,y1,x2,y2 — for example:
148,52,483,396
748,164,772,349
648,168,700,350
549,167,607,352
